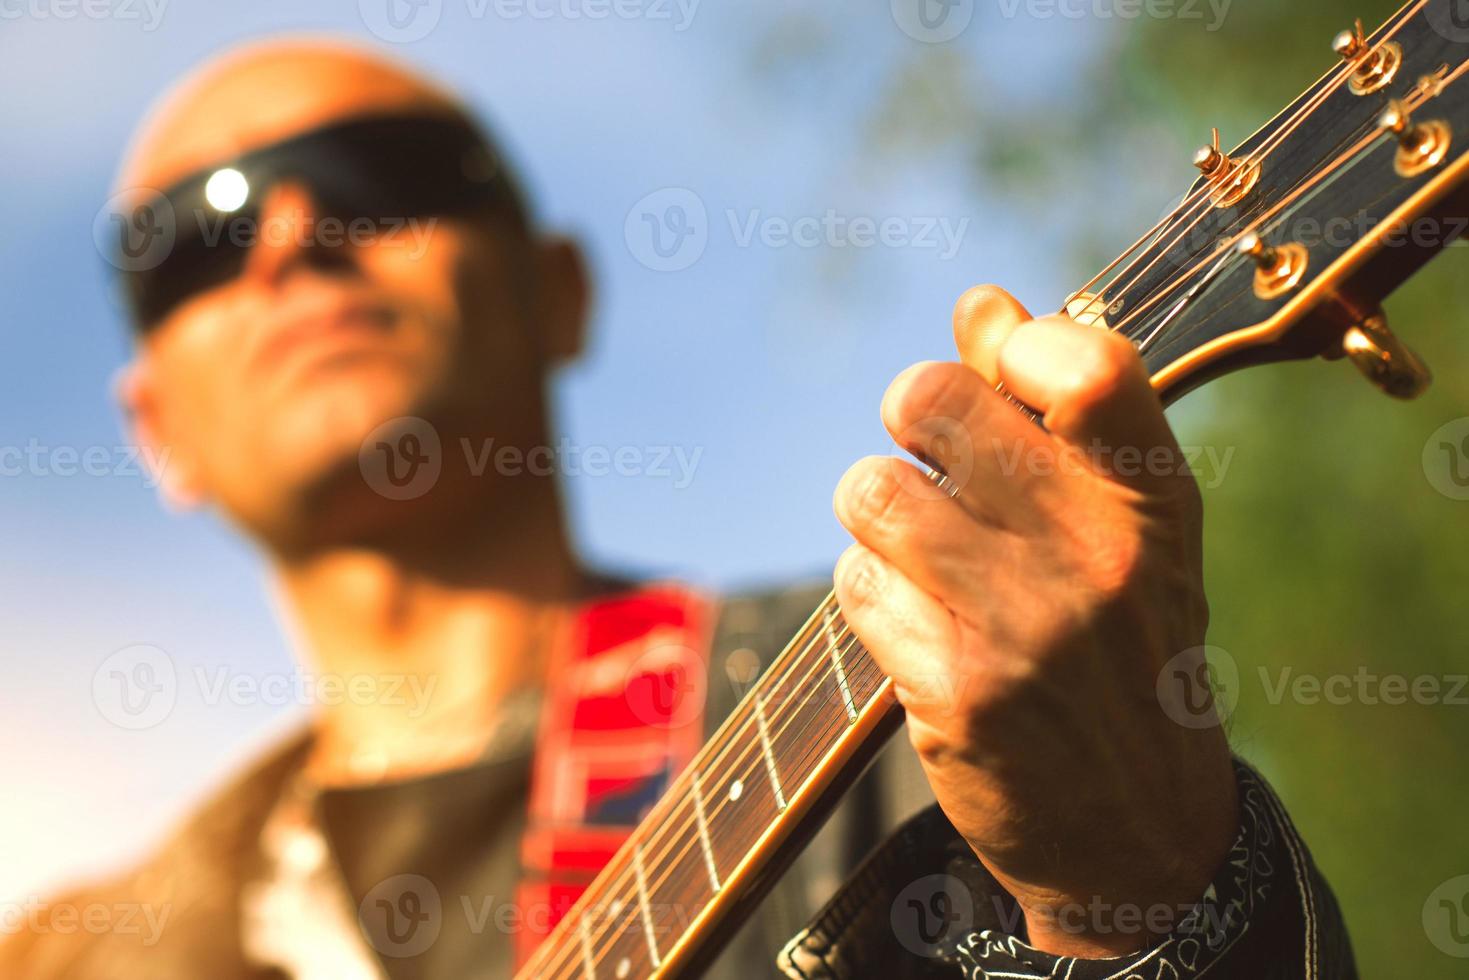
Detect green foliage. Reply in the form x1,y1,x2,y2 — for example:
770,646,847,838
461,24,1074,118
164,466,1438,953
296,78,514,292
1118,3,1469,975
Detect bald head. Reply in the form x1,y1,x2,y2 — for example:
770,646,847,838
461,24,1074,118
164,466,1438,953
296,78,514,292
120,39,464,193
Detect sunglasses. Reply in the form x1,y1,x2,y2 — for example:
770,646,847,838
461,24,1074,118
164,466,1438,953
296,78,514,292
112,112,527,331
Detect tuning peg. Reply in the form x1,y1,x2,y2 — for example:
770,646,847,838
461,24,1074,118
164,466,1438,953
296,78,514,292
1378,100,1453,177
1333,19,1402,95
1236,231,1309,299
1339,310,1431,399
1192,128,1259,207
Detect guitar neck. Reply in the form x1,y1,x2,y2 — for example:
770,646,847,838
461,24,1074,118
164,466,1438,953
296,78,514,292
516,592,904,979
521,0,1469,974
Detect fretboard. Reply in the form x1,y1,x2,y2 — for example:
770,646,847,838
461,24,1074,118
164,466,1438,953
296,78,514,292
515,592,901,980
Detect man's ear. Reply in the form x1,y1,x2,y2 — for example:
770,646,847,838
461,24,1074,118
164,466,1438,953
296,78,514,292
534,236,590,364
114,357,208,511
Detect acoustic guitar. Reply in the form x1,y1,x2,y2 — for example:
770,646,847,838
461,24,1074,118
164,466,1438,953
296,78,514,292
518,2,1467,975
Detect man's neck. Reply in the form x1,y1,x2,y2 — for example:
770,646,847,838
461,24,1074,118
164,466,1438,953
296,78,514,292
273,486,583,785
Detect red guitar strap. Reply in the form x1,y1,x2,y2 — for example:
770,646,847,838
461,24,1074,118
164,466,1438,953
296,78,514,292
514,584,715,967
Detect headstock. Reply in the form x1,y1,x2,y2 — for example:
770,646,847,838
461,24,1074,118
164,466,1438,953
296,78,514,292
1067,0,1469,406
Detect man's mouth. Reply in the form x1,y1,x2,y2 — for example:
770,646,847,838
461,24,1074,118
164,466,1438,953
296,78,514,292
251,296,399,381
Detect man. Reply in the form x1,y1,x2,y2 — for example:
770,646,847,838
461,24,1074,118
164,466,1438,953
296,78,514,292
5,37,1353,979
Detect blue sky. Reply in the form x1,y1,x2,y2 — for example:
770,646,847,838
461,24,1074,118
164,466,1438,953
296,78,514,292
0,1,1127,902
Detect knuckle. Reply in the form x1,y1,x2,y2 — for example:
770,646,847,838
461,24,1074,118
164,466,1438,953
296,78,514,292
842,456,904,534
835,546,881,611
1082,529,1147,599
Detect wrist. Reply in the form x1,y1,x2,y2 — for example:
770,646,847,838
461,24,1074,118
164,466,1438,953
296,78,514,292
1011,765,1241,958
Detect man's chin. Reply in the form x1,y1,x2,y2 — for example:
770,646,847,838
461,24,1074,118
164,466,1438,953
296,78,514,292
263,381,428,490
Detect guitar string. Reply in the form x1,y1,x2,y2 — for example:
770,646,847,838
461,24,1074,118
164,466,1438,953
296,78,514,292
527,8,1443,974
545,69,1431,956
568,631,885,980
535,85,1411,980
524,595,865,976
1100,0,1434,339
1078,0,1429,335
1116,48,1467,350
533,608,870,978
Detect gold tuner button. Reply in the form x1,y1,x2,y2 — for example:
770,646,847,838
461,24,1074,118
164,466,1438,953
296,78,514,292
1335,19,1402,95
1341,311,1432,399
1193,128,1258,207
1193,143,1225,177
1378,100,1453,177
1236,231,1309,300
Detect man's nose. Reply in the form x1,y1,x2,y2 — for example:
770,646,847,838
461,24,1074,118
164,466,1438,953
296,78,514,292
241,180,335,287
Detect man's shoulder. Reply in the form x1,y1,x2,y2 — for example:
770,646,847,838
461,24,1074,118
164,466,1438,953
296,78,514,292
0,731,311,979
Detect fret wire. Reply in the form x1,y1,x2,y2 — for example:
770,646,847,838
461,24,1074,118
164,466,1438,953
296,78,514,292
753,691,788,811
632,843,661,967
571,639,887,980
536,21,1448,976
542,609,859,978
564,619,872,980
823,604,859,723
690,769,721,892
554,614,896,980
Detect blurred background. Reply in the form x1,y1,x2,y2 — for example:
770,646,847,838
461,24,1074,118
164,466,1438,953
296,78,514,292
1,0,1466,974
